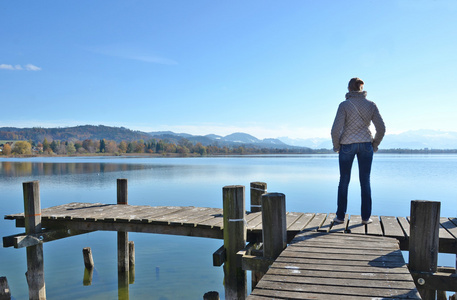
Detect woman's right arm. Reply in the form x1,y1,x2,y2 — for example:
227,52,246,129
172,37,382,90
331,103,345,152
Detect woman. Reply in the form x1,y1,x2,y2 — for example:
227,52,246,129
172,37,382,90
331,78,385,225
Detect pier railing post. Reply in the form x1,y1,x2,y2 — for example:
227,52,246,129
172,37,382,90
262,193,287,263
250,182,266,213
222,185,247,300
408,200,440,300
117,179,129,300
249,182,267,288
23,181,46,300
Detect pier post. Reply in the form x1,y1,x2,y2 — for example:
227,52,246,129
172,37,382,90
0,276,11,300
249,182,267,288
203,291,220,300
82,247,94,269
117,179,129,300
222,185,247,300
23,181,46,300
250,182,266,213
408,200,440,300
261,193,287,263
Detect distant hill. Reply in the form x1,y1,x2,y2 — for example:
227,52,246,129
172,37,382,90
0,125,308,150
5,125,453,150
0,125,152,142
148,131,300,150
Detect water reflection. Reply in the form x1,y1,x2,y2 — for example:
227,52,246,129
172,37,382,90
0,161,154,177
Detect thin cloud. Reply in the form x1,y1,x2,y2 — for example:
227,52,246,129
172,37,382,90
88,45,178,65
0,64,41,71
25,64,42,71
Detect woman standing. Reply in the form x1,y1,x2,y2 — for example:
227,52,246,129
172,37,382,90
331,78,385,225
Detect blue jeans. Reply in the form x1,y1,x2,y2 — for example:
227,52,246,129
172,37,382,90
337,142,373,221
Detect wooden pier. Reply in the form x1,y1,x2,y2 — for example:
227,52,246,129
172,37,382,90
4,202,457,253
2,180,457,299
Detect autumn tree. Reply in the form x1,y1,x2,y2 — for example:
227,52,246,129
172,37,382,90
43,138,51,153
193,143,207,155
82,139,96,153
66,142,76,155
12,141,32,155
106,140,118,153
134,141,145,153
2,143,12,155
118,141,127,153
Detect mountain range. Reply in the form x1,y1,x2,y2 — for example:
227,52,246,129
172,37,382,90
1,126,456,150
279,129,457,150
148,131,297,149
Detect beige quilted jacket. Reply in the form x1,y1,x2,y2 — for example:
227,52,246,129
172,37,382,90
331,91,386,152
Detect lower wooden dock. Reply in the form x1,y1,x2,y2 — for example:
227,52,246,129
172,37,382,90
248,231,420,299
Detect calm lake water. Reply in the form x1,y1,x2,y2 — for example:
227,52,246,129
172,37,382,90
1,154,456,299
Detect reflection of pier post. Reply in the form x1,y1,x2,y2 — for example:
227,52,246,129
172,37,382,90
222,185,247,300
23,181,46,300
117,179,129,300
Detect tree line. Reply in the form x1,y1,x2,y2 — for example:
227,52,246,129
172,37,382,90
1,137,316,156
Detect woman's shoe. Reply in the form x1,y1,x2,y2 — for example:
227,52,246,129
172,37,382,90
333,217,344,224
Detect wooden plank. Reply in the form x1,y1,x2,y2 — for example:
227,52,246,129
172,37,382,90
317,213,333,232
450,217,457,227
328,213,348,233
284,212,303,231
441,217,457,239
366,215,383,236
252,278,420,298
380,216,405,239
347,215,365,234
246,212,262,230
260,273,418,289
271,261,411,275
286,213,314,232
301,213,326,231
249,289,395,300
286,244,402,256
398,216,410,237
164,207,216,225
40,218,224,239
197,214,224,229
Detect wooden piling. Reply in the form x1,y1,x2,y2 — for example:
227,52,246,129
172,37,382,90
117,179,129,300
408,200,440,300
0,276,11,300
203,291,220,300
82,247,94,269
249,182,267,288
261,193,287,261
117,179,129,273
23,181,46,300
117,178,128,205
222,185,247,300
250,182,266,213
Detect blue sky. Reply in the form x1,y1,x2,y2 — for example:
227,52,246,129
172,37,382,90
1,1,456,139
